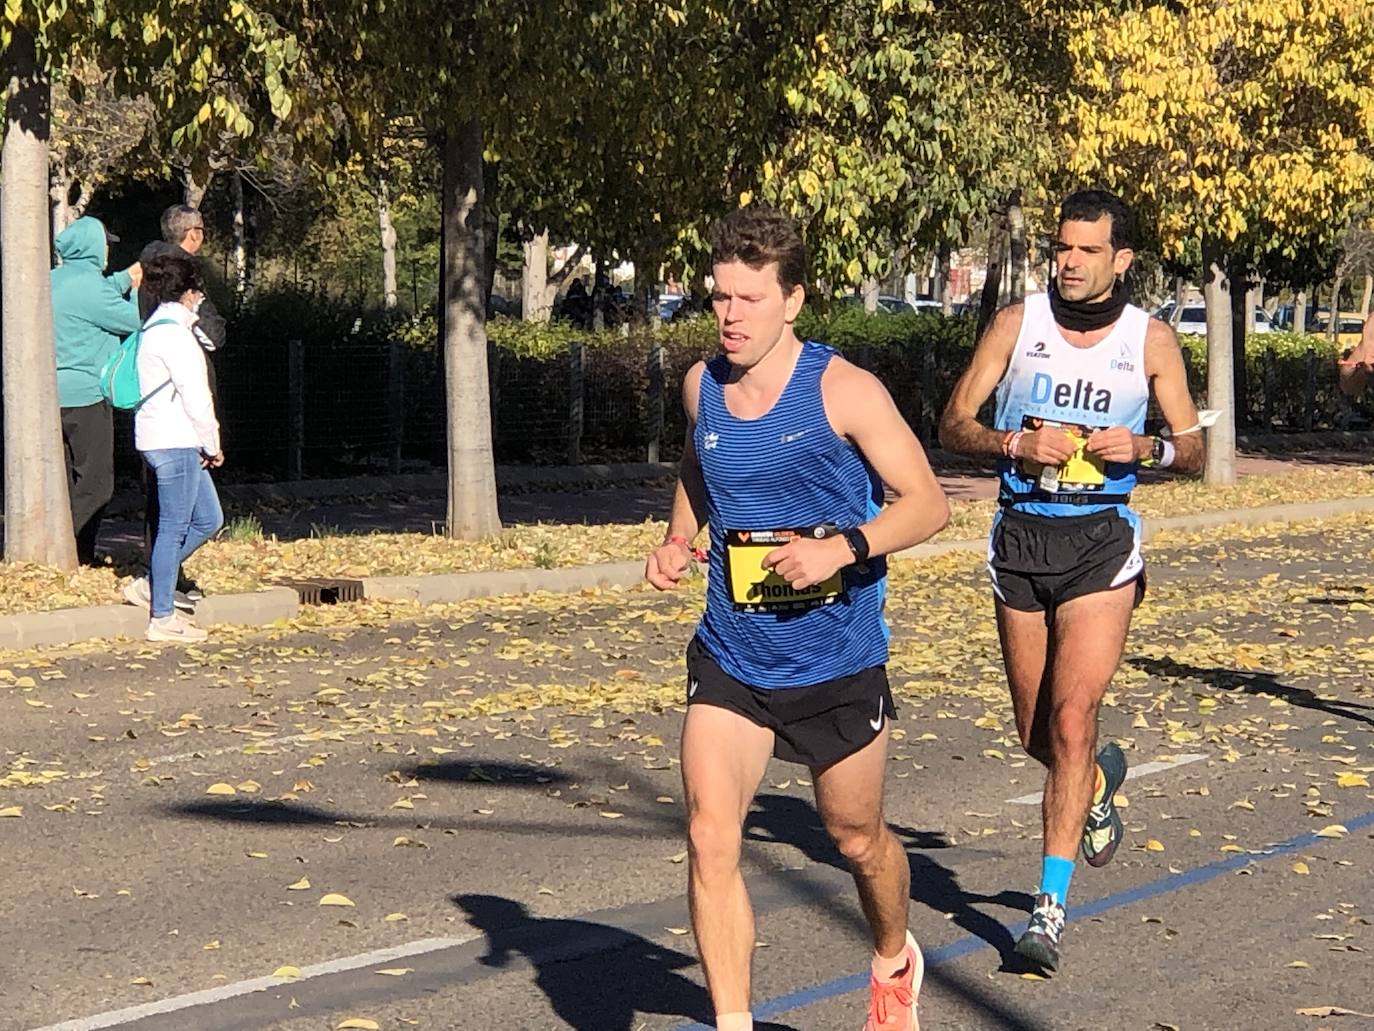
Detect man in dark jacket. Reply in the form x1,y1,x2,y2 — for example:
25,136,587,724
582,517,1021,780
52,216,143,565
139,204,226,359
138,204,227,602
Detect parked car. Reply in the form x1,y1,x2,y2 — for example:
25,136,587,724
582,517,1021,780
1310,312,1365,348
1152,302,1272,334
839,294,921,315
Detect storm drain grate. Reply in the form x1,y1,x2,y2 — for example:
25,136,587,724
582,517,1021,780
277,577,366,606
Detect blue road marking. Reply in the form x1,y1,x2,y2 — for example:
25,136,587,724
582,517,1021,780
672,806,1374,1029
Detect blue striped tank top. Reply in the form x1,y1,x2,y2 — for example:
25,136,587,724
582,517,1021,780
694,340,889,689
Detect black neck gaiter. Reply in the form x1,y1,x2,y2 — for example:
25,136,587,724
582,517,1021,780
1049,278,1130,333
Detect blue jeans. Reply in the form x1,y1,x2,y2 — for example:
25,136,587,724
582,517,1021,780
142,449,223,618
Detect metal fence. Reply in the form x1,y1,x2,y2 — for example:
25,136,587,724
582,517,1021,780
8,312,1371,487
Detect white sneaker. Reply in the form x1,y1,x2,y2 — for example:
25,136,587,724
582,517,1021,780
146,614,208,643
122,576,151,608
123,576,195,613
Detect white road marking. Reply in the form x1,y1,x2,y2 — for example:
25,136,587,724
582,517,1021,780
143,729,356,768
28,935,478,1031
1005,752,1207,805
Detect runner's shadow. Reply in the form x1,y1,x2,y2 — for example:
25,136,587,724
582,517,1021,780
745,794,1027,969
454,894,800,1031
1131,656,1374,727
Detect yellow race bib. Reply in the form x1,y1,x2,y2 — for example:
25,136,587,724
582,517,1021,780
1019,417,1107,490
724,528,845,612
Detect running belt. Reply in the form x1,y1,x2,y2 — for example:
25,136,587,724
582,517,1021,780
999,489,1132,507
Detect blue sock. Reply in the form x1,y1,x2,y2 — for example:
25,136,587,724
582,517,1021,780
1039,855,1075,905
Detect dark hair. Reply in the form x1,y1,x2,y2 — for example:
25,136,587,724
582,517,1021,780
710,206,807,294
142,254,205,307
1058,190,1136,251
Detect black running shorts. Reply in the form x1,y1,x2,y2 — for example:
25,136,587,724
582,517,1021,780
685,636,896,769
989,507,1145,614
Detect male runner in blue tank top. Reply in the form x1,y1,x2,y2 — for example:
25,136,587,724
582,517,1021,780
645,207,950,1031
940,190,1204,972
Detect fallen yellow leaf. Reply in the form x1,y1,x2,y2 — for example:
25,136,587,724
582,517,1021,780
319,893,356,907
287,878,311,890
273,965,302,979
1293,862,1310,875
375,968,412,976
205,783,236,796
0,806,22,818
336,1020,381,1030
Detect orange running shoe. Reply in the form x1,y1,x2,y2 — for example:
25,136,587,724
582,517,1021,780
864,930,924,1031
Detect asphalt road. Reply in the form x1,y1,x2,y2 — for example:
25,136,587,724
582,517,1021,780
4,515,1373,1031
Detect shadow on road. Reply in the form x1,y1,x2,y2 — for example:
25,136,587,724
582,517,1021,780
1131,655,1374,727
454,894,800,1031
746,794,1033,973
399,759,573,787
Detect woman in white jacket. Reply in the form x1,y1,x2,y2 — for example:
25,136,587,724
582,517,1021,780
123,255,224,642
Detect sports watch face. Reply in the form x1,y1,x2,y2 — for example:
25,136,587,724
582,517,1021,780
1151,436,1165,463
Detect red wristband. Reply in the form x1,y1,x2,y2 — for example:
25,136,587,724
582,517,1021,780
666,535,708,562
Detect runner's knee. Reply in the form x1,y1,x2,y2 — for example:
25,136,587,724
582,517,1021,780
826,819,887,868
1048,700,1098,758
687,809,744,872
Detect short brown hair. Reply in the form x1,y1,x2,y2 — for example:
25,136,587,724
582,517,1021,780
710,207,807,295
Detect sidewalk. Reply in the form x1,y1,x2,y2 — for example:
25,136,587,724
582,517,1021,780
97,446,1369,550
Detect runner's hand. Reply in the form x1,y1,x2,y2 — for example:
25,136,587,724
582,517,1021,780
645,541,691,591
763,537,849,591
1085,426,1140,464
1020,427,1077,466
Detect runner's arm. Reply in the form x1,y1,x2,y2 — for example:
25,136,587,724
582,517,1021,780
939,304,1023,458
646,362,709,590
830,361,949,558
1142,319,1204,474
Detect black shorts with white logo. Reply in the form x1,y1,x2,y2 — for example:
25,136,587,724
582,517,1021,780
684,636,895,769
989,507,1146,614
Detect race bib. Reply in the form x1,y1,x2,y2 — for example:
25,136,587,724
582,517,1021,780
1018,417,1106,491
724,527,845,612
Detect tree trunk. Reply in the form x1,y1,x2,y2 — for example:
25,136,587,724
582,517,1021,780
231,171,248,310
1361,274,1373,320
1328,274,1345,342
937,240,952,316
1202,237,1235,486
977,210,1009,339
633,246,660,325
378,176,398,311
861,277,880,313
1229,257,1248,429
49,158,74,240
1295,289,1307,333
1007,190,1027,303
522,229,552,323
183,167,211,209
2,26,76,568
1171,275,1185,325
441,116,500,539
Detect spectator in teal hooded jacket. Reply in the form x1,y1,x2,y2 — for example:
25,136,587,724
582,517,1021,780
52,215,142,565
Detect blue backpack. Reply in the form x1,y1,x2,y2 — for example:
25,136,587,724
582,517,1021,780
99,318,177,411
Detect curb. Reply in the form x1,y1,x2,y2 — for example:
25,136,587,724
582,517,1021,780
0,588,300,652
363,563,645,605
4,495,1374,650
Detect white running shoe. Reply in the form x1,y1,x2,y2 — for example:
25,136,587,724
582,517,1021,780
146,614,208,643
123,576,195,613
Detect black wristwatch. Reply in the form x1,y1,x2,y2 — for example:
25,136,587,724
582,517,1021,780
841,527,871,565
1140,435,1165,468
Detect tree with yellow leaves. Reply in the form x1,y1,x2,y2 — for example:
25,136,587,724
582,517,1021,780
1060,0,1374,483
